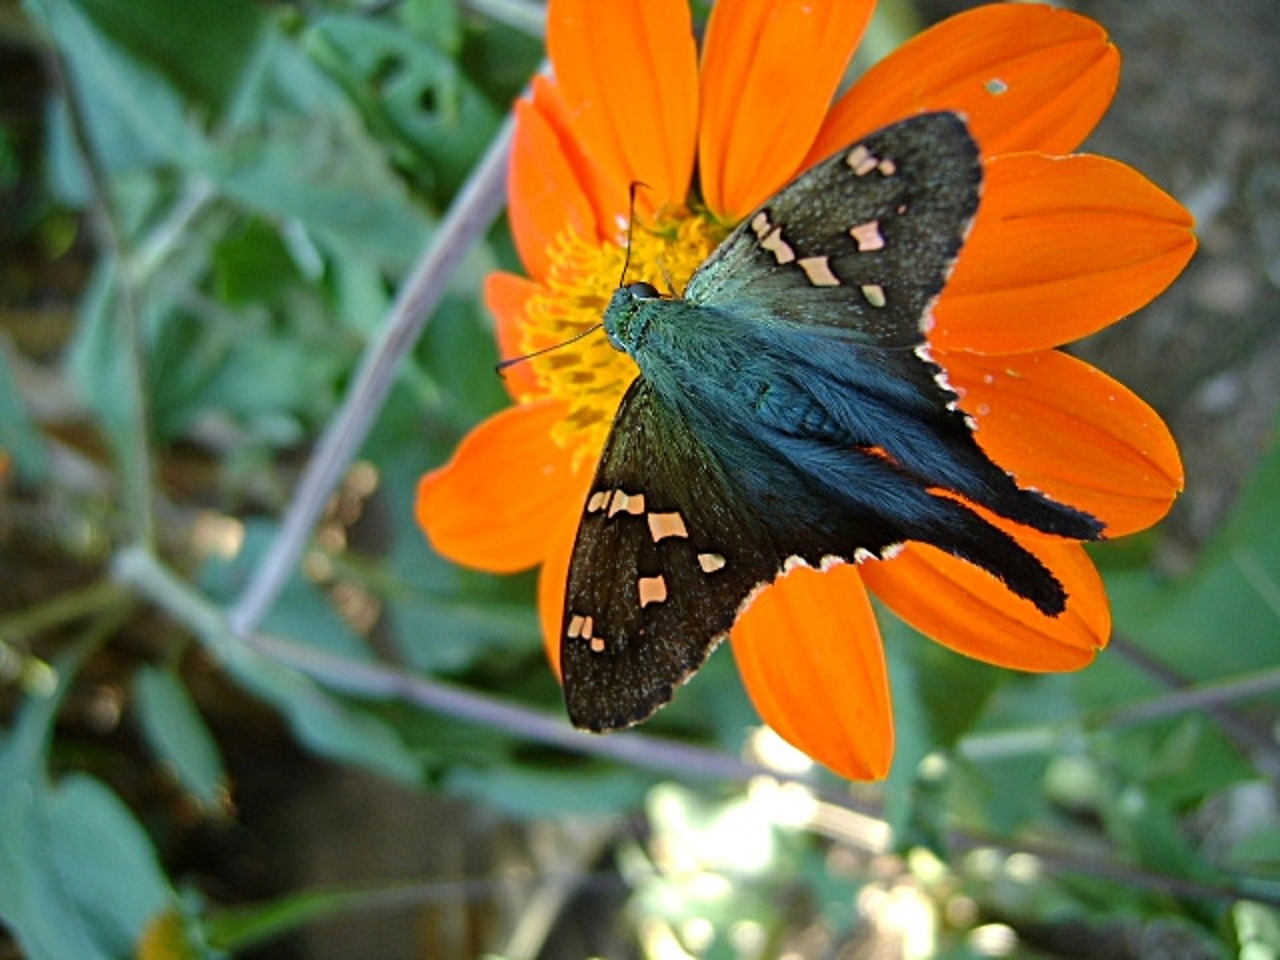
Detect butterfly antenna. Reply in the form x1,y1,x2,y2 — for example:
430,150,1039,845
617,181,649,287
495,323,604,376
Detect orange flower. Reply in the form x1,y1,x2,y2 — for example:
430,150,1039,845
417,0,1195,779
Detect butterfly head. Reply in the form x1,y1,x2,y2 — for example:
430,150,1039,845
604,280,663,354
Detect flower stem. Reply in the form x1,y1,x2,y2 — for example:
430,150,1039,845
48,46,156,552
227,114,515,638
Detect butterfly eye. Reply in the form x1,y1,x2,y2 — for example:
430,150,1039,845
624,281,661,300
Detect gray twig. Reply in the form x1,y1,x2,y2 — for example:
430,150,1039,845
228,114,515,638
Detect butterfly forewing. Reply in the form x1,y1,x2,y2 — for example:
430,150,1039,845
562,379,782,731
684,111,981,347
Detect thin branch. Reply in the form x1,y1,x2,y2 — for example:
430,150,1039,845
245,628,778,784
1109,633,1280,776
46,46,156,551
960,663,1280,778
227,113,515,638
119,546,783,787
1094,666,1280,731
113,546,1280,909
0,580,132,643
130,176,218,283
950,831,1280,908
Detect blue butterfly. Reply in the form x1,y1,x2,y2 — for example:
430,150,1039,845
560,112,1102,731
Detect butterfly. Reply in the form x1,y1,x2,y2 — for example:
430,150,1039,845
560,112,1103,733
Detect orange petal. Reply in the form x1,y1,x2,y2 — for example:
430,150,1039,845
731,564,893,780
485,271,543,402
416,401,583,573
934,154,1197,354
808,4,1118,163
509,97,599,281
699,0,874,217
537,499,584,681
529,76,633,238
547,0,698,211
942,348,1183,537
861,539,1110,673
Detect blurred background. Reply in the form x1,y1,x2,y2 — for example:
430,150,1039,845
1,0,1278,957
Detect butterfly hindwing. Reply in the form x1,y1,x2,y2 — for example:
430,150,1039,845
562,378,782,732
684,111,981,347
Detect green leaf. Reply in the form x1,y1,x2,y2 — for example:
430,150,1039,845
212,218,300,307
45,776,175,952
195,331,349,431
0,657,175,960
26,0,203,174
67,0,267,118
133,665,229,812
881,614,1009,845
373,435,542,675
307,14,499,200
206,34,432,271
225,656,422,784
199,523,422,782
1228,823,1280,873
1107,439,1280,683
403,0,465,55
447,759,651,817
0,338,49,485
205,886,375,955
64,263,130,447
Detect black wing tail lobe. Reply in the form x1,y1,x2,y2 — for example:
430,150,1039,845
749,435,1074,616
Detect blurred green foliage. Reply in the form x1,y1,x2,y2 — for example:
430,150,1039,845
0,0,1277,957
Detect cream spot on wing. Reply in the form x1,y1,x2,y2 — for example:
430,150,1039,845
608,490,645,517
860,283,887,308
638,575,668,607
698,553,726,573
849,220,885,252
846,145,878,176
760,226,796,264
877,157,897,176
567,614,586,638
590,636,605,653
648,511,689,542
798,256,840,287
587,490,610,513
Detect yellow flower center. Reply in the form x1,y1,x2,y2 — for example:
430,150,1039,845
521,208,730,462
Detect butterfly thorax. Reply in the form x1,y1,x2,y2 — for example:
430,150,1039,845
606,281,885,451
603,281,664,354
